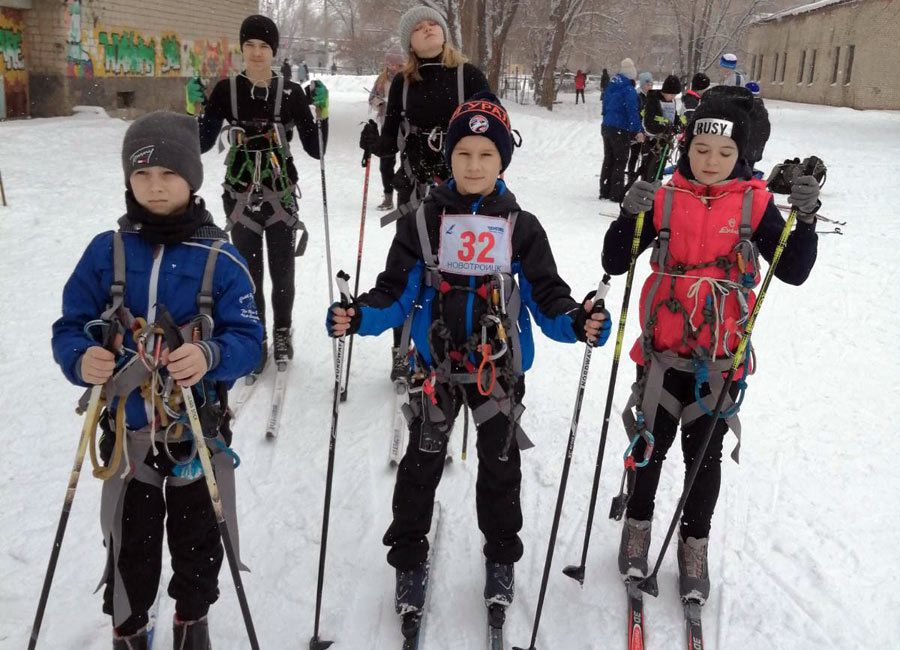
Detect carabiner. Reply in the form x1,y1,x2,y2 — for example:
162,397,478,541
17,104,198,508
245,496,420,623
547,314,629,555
623,413,656,468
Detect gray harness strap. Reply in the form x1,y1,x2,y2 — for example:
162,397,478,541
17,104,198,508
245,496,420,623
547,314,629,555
381,66,466,228
399,206,533,449
626,185,758,463
100,232,127,321
98,428,245,627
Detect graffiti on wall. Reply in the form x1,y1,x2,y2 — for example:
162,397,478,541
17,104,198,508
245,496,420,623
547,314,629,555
0,7,28,118
64,0,242,80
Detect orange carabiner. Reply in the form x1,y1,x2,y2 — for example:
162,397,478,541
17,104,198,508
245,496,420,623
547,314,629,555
477,344,496,396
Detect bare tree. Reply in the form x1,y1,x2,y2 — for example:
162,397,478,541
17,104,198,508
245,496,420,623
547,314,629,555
483,0,521,89
422,0,464,48
526,0,590,109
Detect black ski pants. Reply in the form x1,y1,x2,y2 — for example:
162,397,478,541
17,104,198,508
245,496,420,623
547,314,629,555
384,380,525,569
626,141,642,189
600,126,632,202
104,444,222,636
226,194,297,333
380,154,397,196
625,365,739,541
575,89,585,104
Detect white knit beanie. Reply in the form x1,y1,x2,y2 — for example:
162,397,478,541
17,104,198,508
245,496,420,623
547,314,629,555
399,6,449,53
619,58,637,81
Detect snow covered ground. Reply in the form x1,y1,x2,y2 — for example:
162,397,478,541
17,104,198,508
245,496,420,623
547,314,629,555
1,75,898,650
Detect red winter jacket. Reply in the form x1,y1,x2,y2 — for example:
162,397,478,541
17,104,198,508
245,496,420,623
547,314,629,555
575,72,586,90
630,170,771,364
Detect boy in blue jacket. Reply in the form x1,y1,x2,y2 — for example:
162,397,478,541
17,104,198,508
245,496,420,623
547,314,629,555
328,92,611,637
51,112,262,650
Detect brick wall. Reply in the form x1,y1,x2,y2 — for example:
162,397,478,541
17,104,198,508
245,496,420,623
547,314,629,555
24,0,258,117
742,0,900,110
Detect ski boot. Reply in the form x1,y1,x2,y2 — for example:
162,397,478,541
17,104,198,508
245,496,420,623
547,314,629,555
395,561,429,637
273,327,293,368
618,517,652,579
113,628,147,650
173,614,211,650
252,336,268,377
484,560,514,608
677,535,710,604
377,192,394,211
390,346,410,383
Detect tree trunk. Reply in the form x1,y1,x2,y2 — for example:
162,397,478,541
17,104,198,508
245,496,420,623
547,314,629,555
484,0,520,91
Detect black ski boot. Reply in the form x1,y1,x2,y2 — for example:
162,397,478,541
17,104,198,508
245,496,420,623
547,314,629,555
390,346,410,382
172,615,211,650
252,336,268,377
395,561,429,637
377,192,394,211
484,559,515,607
112,628,147,650
273,327,293,367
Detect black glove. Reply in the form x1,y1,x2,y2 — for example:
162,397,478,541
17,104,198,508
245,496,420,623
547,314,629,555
326,301,361,338
622,180,659,216
359,119,379,155
789,175,821,223
572,291,612,347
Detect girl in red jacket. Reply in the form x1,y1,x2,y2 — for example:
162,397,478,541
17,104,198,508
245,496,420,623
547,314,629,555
601,96,820,605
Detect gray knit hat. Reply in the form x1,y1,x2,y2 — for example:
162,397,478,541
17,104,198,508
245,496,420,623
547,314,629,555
399,6,449,53
122,111,203,191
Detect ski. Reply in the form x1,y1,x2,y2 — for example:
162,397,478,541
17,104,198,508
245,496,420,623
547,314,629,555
683,599,704,650
774,203,845,225
230,348,272,421
265,362,288,439
389,381,408,466
400,502,442,649
487,603,506,650
626,580,646,650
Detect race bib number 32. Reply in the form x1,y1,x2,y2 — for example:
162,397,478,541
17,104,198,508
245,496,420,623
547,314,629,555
438,214,513,276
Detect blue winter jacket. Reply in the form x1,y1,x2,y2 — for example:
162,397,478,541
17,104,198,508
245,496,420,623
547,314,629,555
602,73,643,134
52,208,262,431
336,181,583,373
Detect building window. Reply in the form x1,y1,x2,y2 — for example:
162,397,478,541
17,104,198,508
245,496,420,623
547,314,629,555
831,46,841,84
807,49,816,85
751,54,757,80
758,54,764,82
780,51,787,83
797,50,806,84
772,52,779,82
844,45,855,85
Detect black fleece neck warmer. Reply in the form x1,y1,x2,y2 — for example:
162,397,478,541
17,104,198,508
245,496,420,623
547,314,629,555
125,192,206,245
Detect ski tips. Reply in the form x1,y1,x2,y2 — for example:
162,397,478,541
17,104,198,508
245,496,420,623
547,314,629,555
309,636,334,650
561,563,586,586
637,575,659,597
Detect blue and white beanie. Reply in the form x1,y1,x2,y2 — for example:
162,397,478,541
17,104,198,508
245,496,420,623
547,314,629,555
720,53,738,70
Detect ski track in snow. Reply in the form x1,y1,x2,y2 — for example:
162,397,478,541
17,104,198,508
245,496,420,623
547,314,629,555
1,76,898,649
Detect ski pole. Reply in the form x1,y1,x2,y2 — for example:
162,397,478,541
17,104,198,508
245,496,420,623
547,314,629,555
513,277,610,650
0,168,6,206
562,154,667,587
310,270,352,650
340,151,372,403
28,317,122,650
316,117,338,371
156,305,260,649
637,157,819,598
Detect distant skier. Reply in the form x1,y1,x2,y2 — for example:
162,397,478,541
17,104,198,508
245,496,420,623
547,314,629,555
718,52,745,87
626,71,653,189
600,67,610,95
603,95,820,608
357,5,490,381
600,58,644,202
682,71,710,123
368,46,405,211
51,111,262,650
575,69,587,104
281,58,292,80
330,92,611,643
639,74,683,181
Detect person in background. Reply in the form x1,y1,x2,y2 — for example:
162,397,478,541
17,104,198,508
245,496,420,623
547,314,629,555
369,46,406,211
626,72,653,189
600,58,644,203
719,53,745,87
682,72,709,123
281,58,292,80
575,69,588,104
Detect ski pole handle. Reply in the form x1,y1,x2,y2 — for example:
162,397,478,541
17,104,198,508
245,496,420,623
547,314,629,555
593,274,612,311
336,270,352,308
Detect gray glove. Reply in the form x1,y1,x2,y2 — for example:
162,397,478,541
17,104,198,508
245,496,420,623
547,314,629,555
789,175,820,219
622,180,659,216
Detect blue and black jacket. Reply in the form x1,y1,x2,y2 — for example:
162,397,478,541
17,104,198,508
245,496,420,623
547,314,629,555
601,73,643,134
351,181,583,373
52,198,263,430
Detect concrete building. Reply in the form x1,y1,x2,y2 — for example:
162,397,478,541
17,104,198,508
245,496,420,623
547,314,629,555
0,0,257,119
743,0,900,110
